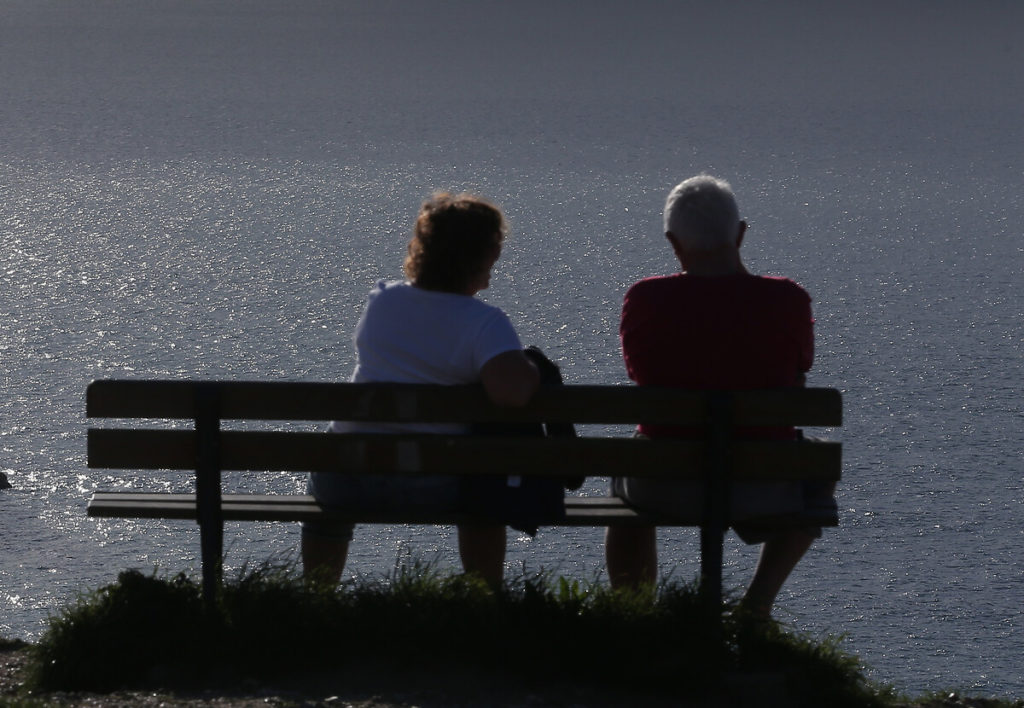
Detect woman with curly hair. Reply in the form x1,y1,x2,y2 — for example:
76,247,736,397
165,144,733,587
302,193,539,587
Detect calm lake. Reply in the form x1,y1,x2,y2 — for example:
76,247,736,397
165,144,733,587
1,0,1022,699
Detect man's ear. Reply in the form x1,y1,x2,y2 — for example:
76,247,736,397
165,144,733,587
736,220,748,248
666,231,685,263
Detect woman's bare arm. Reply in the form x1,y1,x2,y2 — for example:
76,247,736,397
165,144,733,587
480,350,540,407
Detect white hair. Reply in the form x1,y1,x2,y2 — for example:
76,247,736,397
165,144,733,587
663,175,741,251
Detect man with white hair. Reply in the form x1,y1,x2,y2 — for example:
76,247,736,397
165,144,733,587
606,175,832,618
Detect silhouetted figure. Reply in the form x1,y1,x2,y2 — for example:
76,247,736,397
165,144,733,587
606,175,836,618
302,193,539,588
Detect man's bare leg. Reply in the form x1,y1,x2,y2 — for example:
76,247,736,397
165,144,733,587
742,530,816,618
605,525,658,590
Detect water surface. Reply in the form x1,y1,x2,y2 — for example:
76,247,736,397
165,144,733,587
1,0,1022,698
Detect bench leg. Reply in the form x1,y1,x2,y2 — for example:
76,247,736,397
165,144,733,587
195,385,223,606
198,512,223,606
699,523,725,610
699,523,726,653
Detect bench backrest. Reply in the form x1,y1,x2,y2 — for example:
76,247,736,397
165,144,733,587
87,379,842,609
87,380,842,483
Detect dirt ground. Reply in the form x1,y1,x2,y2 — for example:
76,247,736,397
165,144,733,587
4,642,1019,708
0,642,670,708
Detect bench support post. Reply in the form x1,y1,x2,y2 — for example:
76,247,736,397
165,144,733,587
195,385,223,607
701,393,733,628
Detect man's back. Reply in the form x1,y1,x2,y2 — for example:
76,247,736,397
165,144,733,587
620,272,813,438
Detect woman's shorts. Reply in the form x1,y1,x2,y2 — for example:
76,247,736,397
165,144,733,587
301,472,461,542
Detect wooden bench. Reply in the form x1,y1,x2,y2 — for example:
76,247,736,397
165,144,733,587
86,380,842,608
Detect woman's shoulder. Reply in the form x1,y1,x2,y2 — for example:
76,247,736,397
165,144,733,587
366,280,508,320
368,279,406,295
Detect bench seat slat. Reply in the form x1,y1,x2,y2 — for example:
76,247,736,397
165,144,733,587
87,492,838,527
88,430,841,482
87,381,842,427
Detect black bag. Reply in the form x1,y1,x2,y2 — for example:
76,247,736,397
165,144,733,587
459,346,578,535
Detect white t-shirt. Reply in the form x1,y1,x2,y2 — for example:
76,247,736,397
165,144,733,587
330,280,523,434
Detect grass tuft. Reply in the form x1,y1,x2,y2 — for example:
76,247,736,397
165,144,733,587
22,563,896,705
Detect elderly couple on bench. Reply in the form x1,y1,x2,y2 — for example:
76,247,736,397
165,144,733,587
300,175,837,619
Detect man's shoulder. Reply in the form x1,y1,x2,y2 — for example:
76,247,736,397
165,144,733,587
626,273,808,296
752,275,812,303
625,274,680,296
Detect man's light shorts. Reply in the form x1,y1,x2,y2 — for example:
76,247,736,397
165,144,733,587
610,476,835,544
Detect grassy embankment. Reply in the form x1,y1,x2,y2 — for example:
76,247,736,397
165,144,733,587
4,563,1022,707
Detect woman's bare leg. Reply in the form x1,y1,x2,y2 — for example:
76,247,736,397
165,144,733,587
457,524,506,588
301,534,349,587
605,525,658,589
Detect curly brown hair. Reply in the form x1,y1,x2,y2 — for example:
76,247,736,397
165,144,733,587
403,193,506,293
